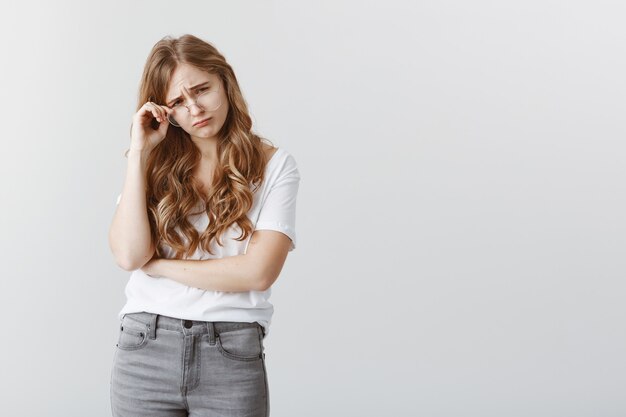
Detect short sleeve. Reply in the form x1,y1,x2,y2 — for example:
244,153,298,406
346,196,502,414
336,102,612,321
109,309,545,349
254,153,301,252
116,193,121,205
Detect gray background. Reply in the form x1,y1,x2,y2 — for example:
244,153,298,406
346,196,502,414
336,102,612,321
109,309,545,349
1,0,624,416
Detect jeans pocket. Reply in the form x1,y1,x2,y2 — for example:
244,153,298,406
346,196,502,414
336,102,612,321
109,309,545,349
216,326,263,361
116,316,149,351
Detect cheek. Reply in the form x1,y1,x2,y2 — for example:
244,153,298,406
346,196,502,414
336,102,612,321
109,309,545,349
217,104,229,123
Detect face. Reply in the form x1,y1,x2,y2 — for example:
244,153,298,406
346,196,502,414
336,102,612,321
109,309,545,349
164,63,229,142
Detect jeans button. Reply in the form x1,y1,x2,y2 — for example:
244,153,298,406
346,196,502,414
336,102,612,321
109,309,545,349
183,320,193,328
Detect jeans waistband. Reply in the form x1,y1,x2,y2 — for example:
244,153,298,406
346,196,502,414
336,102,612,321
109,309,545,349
121,311,265,341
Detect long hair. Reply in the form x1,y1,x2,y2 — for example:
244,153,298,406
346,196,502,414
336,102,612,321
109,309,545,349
130,34,274,259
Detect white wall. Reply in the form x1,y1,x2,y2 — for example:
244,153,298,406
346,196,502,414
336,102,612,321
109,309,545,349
0,0,624,416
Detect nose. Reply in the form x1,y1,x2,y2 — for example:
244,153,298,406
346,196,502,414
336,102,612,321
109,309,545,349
188,101,205,116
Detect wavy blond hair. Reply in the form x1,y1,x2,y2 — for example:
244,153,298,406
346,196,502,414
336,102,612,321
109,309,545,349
130,34,274,259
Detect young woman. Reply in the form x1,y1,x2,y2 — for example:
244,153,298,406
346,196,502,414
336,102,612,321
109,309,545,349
108,34,300,417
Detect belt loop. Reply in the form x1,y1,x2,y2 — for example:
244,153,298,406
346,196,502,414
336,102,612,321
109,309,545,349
148,313,158,340
205,322,216,345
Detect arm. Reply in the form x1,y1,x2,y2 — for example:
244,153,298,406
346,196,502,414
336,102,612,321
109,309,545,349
141,229,292,292
108,149,155,271
141,150,300,290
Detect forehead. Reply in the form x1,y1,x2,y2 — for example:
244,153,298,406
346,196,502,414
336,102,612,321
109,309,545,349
166,64,215,99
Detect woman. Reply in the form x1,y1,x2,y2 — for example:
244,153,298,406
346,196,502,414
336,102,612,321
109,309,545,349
108,34,300,417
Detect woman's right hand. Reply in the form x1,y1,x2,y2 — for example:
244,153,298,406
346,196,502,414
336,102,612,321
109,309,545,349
129,100,174,153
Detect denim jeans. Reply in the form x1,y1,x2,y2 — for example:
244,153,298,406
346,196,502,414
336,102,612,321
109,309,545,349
110,312,269,417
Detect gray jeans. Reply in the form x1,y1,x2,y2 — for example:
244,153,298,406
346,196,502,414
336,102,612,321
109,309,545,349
110,312,269,417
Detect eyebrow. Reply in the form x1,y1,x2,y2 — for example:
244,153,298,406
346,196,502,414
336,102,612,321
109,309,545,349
166,81,211,105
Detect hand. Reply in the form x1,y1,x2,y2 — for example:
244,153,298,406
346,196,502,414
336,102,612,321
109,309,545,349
130,100,174,152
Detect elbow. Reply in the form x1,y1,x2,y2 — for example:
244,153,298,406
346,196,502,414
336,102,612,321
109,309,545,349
256,279,270,292
115,257,141,272
110,244,155,272
108,224,156,272
114,251,155,271
255,270,275,292
111,252,143,271
110,246,142,271
250,257,284,292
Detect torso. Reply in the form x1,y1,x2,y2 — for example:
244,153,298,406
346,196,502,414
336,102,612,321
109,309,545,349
194,144,277,196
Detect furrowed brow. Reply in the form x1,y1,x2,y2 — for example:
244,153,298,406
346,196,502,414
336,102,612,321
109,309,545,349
166,82,211,105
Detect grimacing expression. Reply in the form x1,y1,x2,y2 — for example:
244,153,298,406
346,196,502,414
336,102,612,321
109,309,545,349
164,64,229,138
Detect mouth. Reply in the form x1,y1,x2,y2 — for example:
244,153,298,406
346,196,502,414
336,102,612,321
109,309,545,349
193,117,212,127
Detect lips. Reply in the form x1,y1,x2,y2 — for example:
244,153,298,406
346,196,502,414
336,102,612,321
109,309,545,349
193,117,211,126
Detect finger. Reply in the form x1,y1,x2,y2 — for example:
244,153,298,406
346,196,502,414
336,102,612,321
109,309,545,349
156,104,169,122
159,115,169,132
155,104,170,123
145,102,165,123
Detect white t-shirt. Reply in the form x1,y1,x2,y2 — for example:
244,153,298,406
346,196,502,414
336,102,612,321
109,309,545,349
115,147,300,337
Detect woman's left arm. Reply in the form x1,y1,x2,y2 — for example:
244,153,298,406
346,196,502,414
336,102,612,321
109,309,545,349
141,230,292,292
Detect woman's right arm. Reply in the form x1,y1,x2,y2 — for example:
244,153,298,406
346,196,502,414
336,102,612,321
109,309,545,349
108,149,155,271
109,100,173,271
